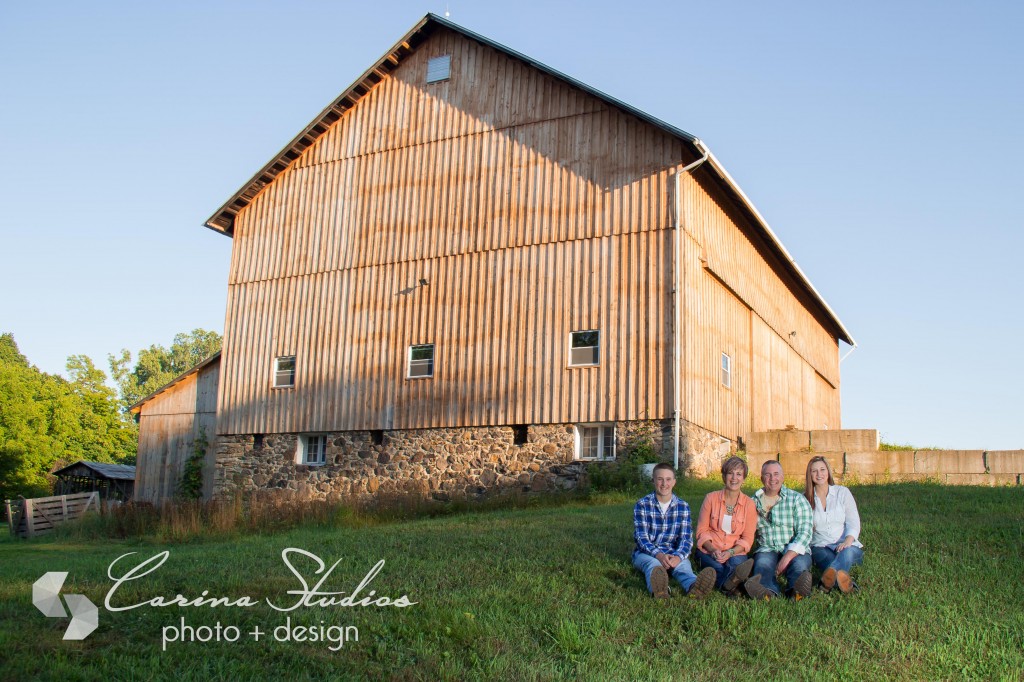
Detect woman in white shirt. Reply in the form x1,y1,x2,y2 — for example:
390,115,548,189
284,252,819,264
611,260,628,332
804,456,864,593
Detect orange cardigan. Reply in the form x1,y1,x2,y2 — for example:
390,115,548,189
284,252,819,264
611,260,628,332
695,490,758,555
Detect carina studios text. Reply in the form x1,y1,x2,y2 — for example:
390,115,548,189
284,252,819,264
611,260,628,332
103,548,417,611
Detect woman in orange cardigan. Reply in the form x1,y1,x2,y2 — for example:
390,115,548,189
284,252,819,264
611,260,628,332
695,456,759,595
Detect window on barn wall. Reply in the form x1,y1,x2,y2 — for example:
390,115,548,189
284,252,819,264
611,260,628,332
426,55,451,83
408,344,434,378
574,424,615,461
274,356,296,388
300,435,326,466
569,330,600,366
721,352,732,389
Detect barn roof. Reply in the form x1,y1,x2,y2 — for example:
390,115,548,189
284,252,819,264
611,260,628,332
204,13,854,346
52,461,137,481
128,351,221,415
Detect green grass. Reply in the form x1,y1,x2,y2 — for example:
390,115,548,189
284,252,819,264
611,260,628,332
879,440,943,451
2,480,1022,681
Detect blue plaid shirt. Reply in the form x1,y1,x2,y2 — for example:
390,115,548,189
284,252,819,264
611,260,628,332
633,493,693,559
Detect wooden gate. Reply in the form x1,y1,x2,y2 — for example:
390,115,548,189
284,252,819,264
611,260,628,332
5,492,100,538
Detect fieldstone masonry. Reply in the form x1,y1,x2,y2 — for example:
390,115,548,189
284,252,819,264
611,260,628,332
679,421,734,478
211,418,733,501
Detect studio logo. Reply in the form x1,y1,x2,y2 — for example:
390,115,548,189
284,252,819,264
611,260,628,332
33,572,98,640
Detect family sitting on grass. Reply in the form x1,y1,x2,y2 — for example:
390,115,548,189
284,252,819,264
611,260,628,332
632,456,863,600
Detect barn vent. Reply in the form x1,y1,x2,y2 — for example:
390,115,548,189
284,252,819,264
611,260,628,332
426,55,451,83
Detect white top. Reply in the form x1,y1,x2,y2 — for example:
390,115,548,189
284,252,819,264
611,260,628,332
811,485,864,548
722,514,733,535
658,499,671,514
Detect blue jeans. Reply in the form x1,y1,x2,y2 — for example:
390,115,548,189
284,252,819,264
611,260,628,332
752,551,811,597
632,551,697,594
696,550,750,589
811,544,864,575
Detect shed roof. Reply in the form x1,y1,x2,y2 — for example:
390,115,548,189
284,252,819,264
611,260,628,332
52,461,137,481
128,351,221,415
204,13,854,346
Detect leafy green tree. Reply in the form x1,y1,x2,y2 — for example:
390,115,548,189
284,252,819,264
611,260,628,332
65,355,138,465
108,329,221,410
0,334,53,498
0,333,137,501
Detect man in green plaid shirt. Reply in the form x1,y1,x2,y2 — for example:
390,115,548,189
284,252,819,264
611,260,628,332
745,460,814,600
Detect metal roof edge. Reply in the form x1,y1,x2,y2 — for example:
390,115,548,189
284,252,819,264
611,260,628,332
696,143,855,346
203,14,436,235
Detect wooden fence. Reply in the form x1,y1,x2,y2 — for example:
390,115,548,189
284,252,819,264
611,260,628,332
5,492,99,538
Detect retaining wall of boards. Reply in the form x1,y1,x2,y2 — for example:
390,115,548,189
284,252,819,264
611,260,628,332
745,429,1024,486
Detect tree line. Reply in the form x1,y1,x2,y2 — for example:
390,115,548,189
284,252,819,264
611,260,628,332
0,329,220,501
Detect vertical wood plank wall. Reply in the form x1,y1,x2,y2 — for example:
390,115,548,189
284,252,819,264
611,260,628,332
136,361,220,501
217,26,843,440
682,173,841,439
221,232,672,434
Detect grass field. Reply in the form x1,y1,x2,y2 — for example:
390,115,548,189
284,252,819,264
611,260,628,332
1,479,1022,681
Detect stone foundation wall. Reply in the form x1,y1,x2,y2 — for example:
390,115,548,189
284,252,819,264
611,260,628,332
679,420,734,479
211,419,736,501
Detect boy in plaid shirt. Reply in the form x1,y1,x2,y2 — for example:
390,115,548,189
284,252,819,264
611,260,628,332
632,463,716,599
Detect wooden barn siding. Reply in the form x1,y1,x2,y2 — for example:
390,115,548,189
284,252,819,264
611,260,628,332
684,172,839,389
680,228,752,442
136,361,220,502
218,231,671,435
228,29,683,286
681,173,840,435
195,361,220,499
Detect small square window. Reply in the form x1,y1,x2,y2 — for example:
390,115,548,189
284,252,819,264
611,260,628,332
426,55,451,83
574,424,615,461
408,344,434,378
274,355,296,388
300,434,327,466
721,352,732,389
569,330,599,367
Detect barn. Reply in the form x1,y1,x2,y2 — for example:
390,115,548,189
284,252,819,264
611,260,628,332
136,14,853,503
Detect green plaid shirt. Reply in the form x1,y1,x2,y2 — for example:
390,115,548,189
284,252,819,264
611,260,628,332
753,486,813,555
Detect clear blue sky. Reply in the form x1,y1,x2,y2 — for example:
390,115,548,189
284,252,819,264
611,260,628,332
2,1,1021,449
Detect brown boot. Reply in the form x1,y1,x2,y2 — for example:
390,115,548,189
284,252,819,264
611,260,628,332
650,566,670,599
836,570,853,594
744,574,773,601
821,568,837,592
793,570,813,601
722,558,754,595
688,567,716,600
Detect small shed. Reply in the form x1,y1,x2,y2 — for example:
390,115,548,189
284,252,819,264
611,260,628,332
130,352,220,503
52,461,136,501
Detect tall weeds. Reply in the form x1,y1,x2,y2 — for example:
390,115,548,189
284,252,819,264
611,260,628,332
55,487,583,543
